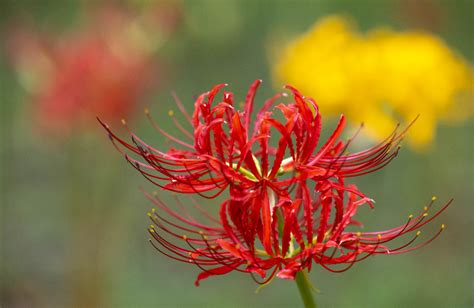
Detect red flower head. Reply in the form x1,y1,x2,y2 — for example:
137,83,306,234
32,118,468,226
36,36,153,133
9,35,152,137
7,3,182,137
100,80,451,286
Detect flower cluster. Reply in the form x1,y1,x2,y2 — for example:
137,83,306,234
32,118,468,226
101,81,450,285
273,16,473,148
7,2,181,137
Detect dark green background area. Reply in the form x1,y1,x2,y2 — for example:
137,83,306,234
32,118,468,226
1,0,472,307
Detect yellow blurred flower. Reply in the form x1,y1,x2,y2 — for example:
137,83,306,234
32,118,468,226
273,16,473,149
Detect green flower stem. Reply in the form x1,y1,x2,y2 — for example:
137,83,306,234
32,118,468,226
295,270,316,308
270,189,316,308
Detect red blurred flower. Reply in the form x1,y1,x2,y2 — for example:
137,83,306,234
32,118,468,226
100,80,451,285
7,3,181,137
42,37,152,133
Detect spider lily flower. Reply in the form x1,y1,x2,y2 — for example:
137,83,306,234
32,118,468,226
7,3,181,137
100,81,451,285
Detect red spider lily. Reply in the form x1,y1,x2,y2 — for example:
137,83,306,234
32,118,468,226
8,33,153,136
7,3,181,137
100,80,451,285
35,36,154,134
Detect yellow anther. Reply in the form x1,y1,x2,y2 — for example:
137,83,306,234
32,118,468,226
416,231,421,236
423,213,429,217
203,235,209,240
199,230,204,235
151,208,156,213
150,225,155,229
168,110,174,117
408,214,414,219
432,196,437,201
121,119,127,125
149,228,155,233
182,235,187,240
377,234,382,240
423,206,428,211
235,244,241,249
144,108,150,114
441,224,445,229
147,212,152,217
356,232,361,237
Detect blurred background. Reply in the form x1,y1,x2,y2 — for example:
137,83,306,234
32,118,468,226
0,0,472,307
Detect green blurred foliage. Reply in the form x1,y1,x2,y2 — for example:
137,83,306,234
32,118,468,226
1,0,473,307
